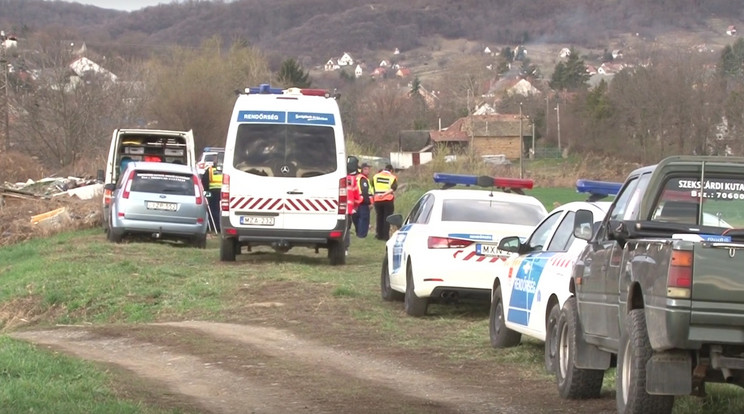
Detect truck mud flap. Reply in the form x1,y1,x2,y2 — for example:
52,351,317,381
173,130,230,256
646,351,692,395
574,335,612,370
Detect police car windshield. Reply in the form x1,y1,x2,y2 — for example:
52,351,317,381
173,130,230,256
233,124,337,177
441,199,544,226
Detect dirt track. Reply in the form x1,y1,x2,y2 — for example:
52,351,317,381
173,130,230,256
11,320,616,414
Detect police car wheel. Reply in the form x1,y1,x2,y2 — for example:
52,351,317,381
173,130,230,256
616,309,674,414
404,261,427,316
381,255,404,302
544,303,560,374
489,286,521,348
555,297,604,399
220,237,237,262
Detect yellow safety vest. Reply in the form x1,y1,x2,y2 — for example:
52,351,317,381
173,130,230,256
208,167,222,190
372,171,396,202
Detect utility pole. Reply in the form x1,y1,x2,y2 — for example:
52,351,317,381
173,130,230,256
0,36,8,153
555,102,562,154
519,103,524,179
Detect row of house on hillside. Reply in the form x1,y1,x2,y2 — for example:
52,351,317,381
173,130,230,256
324,50,410,78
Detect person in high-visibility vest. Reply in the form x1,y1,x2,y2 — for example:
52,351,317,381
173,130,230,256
353,163,373,238
201,163,223,232
345,156,362,255
372,164,398,240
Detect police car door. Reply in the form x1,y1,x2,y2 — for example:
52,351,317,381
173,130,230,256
390,194,435,290
505,211,565,336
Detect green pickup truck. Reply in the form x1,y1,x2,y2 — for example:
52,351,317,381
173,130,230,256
556,156,744,414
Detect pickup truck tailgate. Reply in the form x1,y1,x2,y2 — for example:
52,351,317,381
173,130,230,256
690,243,744,326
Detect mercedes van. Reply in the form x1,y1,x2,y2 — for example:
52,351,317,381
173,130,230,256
220,84,348,265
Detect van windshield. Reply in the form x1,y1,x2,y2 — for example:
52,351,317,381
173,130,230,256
233,124,337,177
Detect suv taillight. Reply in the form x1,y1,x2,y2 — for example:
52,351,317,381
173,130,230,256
667,250,692,299
122,170,136,199
193,175,203,205
221,174,230,211
428,236,474,249
338,177,347,214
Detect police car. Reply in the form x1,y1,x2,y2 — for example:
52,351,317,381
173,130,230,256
380,173,548,317
487,180,621,373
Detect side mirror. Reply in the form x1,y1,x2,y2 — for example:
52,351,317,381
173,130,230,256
498,236,522,253
573,209,595,241
96,169,104,182
386,213,403,227
104,183,116,191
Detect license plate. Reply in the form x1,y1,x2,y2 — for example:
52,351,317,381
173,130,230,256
146,201,177,211
240,216,275,226
476,244,501,256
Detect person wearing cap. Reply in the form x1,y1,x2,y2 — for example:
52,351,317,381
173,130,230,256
372,164,398,240
353,163,373,238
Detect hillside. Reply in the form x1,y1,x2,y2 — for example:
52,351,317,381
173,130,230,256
1,0,742,67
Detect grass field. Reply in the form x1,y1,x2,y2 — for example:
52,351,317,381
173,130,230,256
1,178,743,413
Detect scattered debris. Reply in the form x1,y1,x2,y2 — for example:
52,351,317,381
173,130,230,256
1,176,102,247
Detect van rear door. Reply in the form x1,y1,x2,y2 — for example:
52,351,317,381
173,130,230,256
227,113,343,231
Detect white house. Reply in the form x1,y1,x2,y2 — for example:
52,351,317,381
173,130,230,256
69,57,117,82
338,52,354,66
484,46,492,54
324,59,340,71
393,48,400,55
379,59,389,67
507,79,540,97
559,47,571,58
727,25,737,36
354,64,363,78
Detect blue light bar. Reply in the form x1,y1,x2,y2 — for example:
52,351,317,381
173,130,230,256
433,173,493,188
576,179,622,200
246,84,284,95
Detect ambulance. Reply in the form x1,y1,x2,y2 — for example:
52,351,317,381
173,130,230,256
219,84,348,265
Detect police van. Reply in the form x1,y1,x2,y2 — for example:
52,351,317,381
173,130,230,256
219,84,348,265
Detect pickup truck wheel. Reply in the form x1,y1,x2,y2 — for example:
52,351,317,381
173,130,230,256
489,286,521,348
555,297,603,399
616,309,674,414
381,255,404,302
328,240,346,266
544,303,560,373
404,261,427,316
220,237,237,262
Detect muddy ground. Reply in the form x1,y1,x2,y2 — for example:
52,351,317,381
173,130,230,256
9,283,617,414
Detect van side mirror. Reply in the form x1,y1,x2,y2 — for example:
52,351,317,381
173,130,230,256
97,169,104,182
104,183,116,191
573,209,595,240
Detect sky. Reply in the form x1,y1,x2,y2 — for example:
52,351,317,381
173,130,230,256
61,1,194,12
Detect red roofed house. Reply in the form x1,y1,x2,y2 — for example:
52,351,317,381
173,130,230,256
430,114,530,160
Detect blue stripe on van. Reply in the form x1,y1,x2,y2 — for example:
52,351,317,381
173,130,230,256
288,112,335,126
237,111,286,123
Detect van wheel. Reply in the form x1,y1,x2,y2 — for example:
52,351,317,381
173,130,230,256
489,286,521,348
328,240,346,265
220,237,237,261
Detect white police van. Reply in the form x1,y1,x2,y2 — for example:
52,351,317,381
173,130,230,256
219,84,348,265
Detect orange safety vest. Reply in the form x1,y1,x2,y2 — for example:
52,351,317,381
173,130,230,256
372,170,396,202
346,173,361,214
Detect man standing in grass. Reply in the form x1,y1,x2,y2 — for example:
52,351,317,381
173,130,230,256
372,164,397,240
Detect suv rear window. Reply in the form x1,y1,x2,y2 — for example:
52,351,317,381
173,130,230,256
233,124,336,177
441,199,544,226
130,172,195,196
